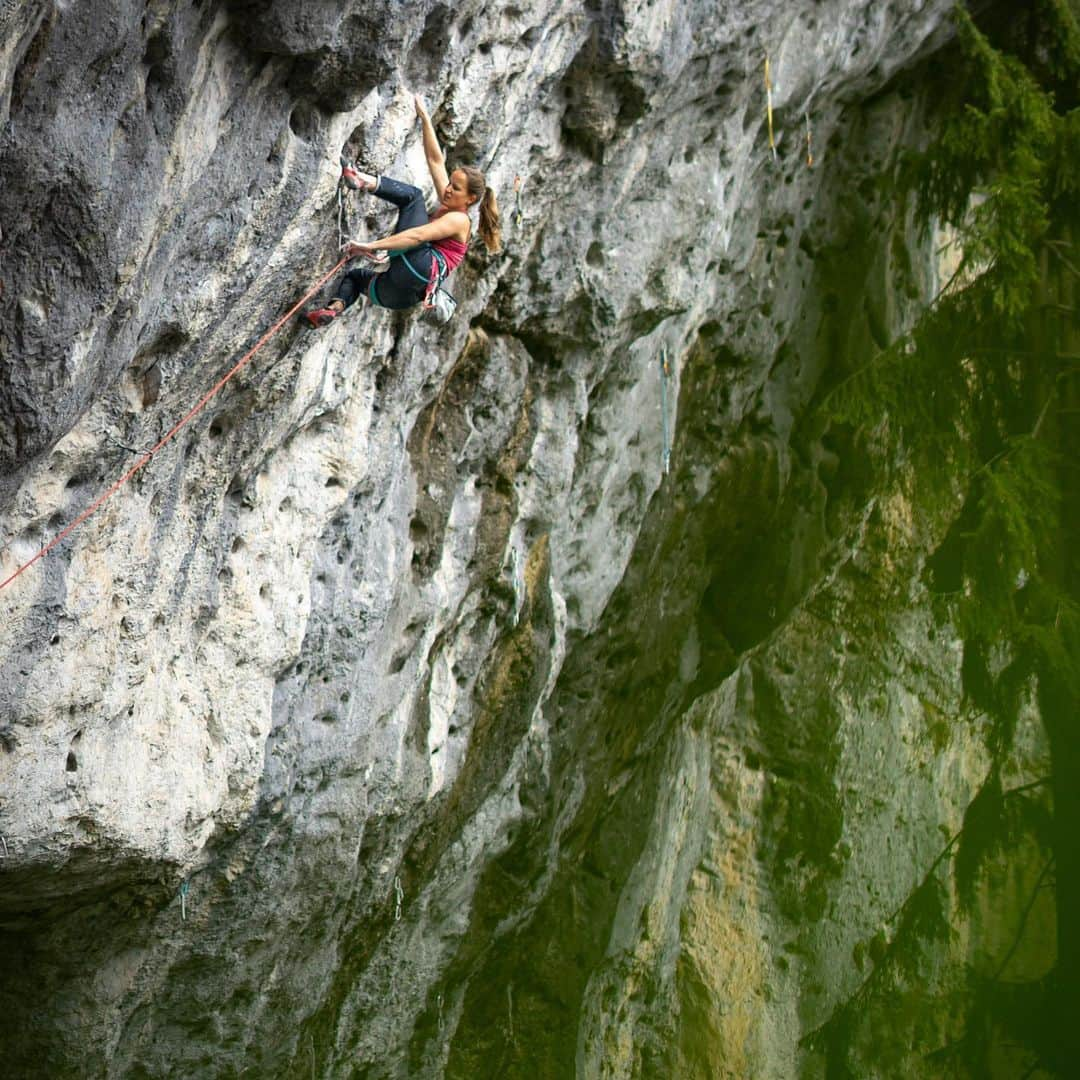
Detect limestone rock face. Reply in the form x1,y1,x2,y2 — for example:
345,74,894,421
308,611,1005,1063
0,1,1048,1077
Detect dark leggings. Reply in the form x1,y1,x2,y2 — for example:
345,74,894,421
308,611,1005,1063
334,176,436,311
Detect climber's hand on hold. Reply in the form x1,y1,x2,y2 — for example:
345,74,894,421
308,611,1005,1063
343,239,377,258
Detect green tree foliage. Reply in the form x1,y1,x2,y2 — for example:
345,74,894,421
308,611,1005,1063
811,1,1080,1073
828,0,1080,751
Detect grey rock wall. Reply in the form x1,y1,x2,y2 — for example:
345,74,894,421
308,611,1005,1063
0,1,1047,1077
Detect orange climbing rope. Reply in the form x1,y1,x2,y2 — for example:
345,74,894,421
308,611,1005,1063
0,254,350,593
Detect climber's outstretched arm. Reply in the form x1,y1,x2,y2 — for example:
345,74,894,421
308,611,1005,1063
345,211,469,257
415,95,450,201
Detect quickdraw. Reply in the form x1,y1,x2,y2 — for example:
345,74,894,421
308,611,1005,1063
513,175,525,230
337,154,359,251
764,55,777,161
659,346,672,475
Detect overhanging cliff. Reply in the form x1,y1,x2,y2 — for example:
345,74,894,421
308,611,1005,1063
0,1,1057,1077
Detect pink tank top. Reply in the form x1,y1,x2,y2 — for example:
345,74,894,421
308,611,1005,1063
430,207,469,275
431,237,468,273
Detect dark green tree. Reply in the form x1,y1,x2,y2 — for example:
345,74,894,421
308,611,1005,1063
809,1,1080,1073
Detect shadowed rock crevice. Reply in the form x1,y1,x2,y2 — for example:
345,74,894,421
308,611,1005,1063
560,23,651,163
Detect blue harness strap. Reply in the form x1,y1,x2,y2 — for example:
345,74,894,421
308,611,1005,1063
394,250,428,285
370,247,447,309
393,246,447,286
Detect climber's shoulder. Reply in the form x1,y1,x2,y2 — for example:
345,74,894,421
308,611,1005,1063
426,210,470,240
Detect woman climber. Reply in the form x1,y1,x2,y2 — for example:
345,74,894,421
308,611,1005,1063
306,96,501,327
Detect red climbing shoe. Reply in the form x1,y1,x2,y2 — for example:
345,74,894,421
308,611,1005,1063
341,164,363,191
340,155,376,192
305,307,339,328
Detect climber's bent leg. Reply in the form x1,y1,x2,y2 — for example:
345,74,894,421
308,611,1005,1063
372,176,430,232
305,269,375,327
336,268,377,309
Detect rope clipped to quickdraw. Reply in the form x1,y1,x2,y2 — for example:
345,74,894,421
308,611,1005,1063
337,183,350,252
179,880,189,921
805,110,814,167
394,875,404,921
764,55,777,161
336,156,389,277
0,253,350,593
659,346,672,475
337,154,362,251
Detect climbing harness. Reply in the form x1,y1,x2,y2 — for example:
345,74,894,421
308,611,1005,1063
764,55,777,161
387,247,457,323
0,254,350,593
659,346,673,475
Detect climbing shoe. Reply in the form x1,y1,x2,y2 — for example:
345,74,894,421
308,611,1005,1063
305,307,339,328
341,164,363,191
340,155,376,192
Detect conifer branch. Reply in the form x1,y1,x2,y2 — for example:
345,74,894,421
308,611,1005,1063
805,2,1078,1067
1031,393,1054,438
992,855,1056,982
1047,241,1080,279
